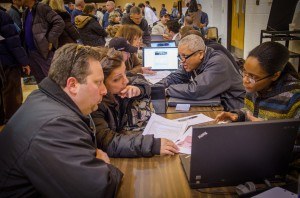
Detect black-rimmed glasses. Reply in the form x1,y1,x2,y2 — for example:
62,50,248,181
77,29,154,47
177,50,201,62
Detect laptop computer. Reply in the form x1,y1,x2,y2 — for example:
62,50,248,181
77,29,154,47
150,34,165,42
168,97,221,107
150,41,176,48
180,119,300,189
143,47,178,71
151,86,167,114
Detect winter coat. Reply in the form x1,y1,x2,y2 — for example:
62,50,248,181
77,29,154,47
156,47,245,111
0,10,28,69
0,77,123,197
233,66,300,121
22,2,65,59
55,11,80,48
75,14,107,46
91,74,161,158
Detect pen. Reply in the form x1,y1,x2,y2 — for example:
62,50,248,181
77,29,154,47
178,116,198,122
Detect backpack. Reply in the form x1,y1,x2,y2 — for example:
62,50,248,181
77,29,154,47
124,97,154,132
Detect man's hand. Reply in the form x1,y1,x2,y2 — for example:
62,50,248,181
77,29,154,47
22,65,31,75
119,85,141,98
162,34,172,40
96,149,110,164
215,112,238,123
142,67,156,75
160,138,179,155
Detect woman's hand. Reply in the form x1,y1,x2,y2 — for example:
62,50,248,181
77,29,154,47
215,112,238,123
119,85,141,98
160,138,179,155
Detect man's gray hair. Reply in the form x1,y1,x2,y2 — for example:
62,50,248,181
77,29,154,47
179,34,205,52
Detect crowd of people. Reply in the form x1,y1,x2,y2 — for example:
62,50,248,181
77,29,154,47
0,0,299,196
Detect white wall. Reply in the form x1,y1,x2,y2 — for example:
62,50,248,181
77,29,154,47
198,0,228,48
244,0,272,58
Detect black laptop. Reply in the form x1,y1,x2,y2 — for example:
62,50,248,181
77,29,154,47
150,41,176,48
168,97,221,107
180,119,300,189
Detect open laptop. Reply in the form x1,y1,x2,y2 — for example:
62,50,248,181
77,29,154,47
143,47,178,71
180,119,300,189
150,41,176,48
150,34,165,42
168,97,221,107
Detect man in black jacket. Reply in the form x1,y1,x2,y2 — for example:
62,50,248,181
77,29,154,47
0,44,123,197
121,6,151,46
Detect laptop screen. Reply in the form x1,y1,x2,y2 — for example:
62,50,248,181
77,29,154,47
150,34,165,42
143,47,178,71
150,41,176,47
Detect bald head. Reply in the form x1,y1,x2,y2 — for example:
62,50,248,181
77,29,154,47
179,35,205,52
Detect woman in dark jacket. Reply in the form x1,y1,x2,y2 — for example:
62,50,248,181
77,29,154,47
43,0,80,48
91,48,178,158
75,4,107,46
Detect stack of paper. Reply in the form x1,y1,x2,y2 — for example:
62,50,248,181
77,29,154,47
142,113,214,154
143,71,171,84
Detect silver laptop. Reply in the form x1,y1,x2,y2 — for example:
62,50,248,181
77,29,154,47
168,97,221,107
180,119,300,189
143,47,179,71
150,34,165,42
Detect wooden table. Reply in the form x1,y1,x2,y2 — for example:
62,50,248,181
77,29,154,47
111,108,237,198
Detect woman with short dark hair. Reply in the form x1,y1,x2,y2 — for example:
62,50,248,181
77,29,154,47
216,41,300,121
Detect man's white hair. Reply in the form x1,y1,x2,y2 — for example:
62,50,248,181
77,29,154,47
179,34,205,52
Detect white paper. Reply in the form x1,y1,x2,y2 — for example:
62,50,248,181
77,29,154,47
143,113,188,142
176,127,192,154
143,71,171,84
175,104,190,111
175,113,213,127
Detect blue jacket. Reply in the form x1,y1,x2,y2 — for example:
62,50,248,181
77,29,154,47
0,10,28,69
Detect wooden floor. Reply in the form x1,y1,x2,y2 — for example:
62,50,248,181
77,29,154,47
0,83,38,131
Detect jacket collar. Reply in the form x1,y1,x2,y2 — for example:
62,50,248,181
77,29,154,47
38,77,91,124
10,5,22,15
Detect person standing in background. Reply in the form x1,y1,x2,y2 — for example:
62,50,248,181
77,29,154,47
138,3,158,28
8,0,23,31
160,4,167,17
102,1,115,29
22,0,64,83
0,10,30,124
197,3,209,36
71,0,85,24
43,0,80,48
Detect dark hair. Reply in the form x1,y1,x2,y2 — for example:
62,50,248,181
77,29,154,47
180,26,193,37
248,41,299,79
130,6,142,15
138,3,145,8
188,0,198,12
145,1,150,5
100,49,124,80
83,4,95,14
162,4,165,7
49,44,104,87
166,20,181,34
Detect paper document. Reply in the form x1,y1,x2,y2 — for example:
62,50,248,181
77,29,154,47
143,71,171,84
175,113,213,127
142,113,188,142
176,127,192,154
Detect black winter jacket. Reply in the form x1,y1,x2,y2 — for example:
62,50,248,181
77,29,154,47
56,11,80,48
91,75,161,157
22,2,65,59
0,77,123,197
156,47,245,111
0,10,28,69
75,14,107,46
121,15,151,46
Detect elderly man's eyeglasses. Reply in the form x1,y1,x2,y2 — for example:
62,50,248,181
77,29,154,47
242,69,274,84
177,50,201,62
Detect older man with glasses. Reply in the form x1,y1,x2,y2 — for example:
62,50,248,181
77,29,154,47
155,34,245,111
